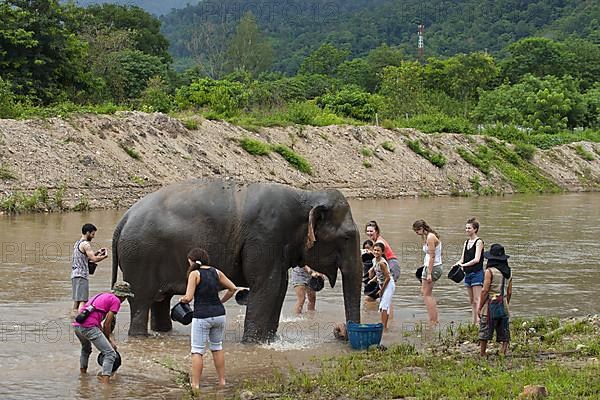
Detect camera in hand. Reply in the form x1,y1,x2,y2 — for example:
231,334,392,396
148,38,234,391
75,304,95,323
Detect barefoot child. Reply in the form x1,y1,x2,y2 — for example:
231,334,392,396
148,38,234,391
368,242,395,331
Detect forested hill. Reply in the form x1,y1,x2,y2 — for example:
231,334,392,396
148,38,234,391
73,0,201,16
160,0,600,73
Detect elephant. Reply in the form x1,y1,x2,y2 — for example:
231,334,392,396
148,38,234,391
111,178,362,342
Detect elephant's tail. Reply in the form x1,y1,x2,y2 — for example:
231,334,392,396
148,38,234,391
111,214,127,288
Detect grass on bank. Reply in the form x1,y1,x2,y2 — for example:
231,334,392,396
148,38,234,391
238,137,313,174
234,316,600,400
1,185,68,213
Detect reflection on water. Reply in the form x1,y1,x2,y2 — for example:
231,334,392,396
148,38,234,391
0,193,599,398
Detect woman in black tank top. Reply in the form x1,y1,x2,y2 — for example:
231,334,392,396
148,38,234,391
454,218,485,324
179,248,238,390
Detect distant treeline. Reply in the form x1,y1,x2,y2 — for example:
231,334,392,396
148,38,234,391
1,1,599,148
160,0,600,73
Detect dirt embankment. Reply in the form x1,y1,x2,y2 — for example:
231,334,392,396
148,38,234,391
0,112,599,210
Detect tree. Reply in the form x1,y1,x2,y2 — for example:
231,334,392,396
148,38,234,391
379,62,427,118
110,50,167,101
564,39,600,91
187,21,228,79
73,4,171,62
500,37,568,83
299,43,350,76
225,12,273,76
425,52,498,116
474,75,587,132
0,0,90,103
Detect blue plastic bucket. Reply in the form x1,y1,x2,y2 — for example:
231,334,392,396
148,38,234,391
346,321,384,350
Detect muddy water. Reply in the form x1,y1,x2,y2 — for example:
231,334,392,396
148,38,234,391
1,193,599,399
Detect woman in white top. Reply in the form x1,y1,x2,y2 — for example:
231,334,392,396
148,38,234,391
413,219,442,326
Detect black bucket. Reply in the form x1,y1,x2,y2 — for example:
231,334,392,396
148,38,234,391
415,266,424,283
97,351,122,372
448,264,465,283
308,276,325,292
170,302,193,325
235,289,250,305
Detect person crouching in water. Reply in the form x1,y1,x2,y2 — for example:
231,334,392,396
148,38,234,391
179,248,238,389
368,242,395,332
72,281,134,383
477,244,512,357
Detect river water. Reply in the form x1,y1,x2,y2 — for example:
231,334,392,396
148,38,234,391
0,193,598,399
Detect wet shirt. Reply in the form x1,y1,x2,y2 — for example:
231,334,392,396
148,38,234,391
71,239,89,279
72,293,121,328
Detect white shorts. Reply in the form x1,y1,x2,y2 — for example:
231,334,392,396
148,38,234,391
378,280,395,312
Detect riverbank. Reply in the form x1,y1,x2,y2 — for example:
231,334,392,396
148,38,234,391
232,315,600,400
1,112,599,212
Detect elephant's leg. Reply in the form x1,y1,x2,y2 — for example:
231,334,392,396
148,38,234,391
151,296,173,332
242,263,288,343
128,296,151,336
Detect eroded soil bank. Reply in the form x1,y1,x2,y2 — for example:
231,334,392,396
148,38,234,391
1,112,599,210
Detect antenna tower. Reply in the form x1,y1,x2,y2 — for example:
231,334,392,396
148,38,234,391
418,24,425,63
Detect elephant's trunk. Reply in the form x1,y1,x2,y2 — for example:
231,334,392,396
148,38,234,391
341,242,362,324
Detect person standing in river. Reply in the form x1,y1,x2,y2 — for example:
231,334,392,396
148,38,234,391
365,221,401,283
291,265,326,314
478,244,512,357
454,217,485,324
179,247,238,389
367,242,395,331
71,223,109,313
413,219,443,326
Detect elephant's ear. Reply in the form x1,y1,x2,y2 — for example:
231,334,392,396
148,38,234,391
306,205,326,249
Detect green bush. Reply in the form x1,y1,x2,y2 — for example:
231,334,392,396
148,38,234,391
312,112,346,126
239,137,272,156
181,118,199,130
272,144,312,174
0,164,17,180
381,141,395,152
574,144,595,161
0,187,51,213
119,143,141,159
407,140,447,168
0,77,23,118
514,142,536,160
362,160,372,168
456,147,490,174
317,86,380,121
361,147,374,157
480,124,528,142
73,197,91,212
139,76,174,113
401,113,474,134
176,78,248,118
285,101,321,125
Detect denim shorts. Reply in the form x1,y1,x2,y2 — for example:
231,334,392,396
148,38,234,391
464,269,484,287
191,315,226,355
